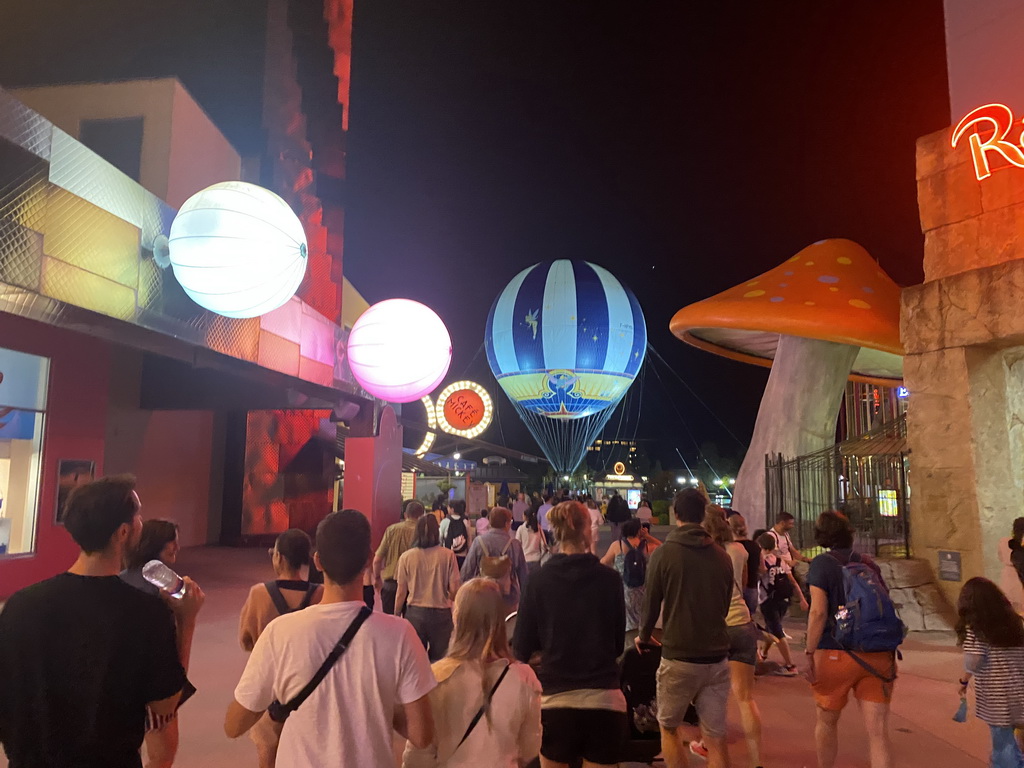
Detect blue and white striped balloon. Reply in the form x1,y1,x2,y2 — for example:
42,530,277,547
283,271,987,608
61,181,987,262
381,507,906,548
485,260,646,419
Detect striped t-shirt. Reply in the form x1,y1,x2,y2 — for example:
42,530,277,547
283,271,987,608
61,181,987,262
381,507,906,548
963,626,1024,727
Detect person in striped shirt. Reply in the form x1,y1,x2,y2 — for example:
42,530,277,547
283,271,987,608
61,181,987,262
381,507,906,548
957,577,1024,768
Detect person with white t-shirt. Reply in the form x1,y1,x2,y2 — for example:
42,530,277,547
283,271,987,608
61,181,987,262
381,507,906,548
768,511,810,566
225,509,436,767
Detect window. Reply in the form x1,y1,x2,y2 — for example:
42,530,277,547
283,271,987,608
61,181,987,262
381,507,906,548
79,117,144,182
0,347,48,556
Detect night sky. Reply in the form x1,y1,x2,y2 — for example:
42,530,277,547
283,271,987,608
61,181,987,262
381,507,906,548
0,0,951,470
343,1,950,466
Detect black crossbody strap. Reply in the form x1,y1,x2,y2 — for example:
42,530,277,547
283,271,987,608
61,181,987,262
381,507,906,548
265,581,291,616
268,606,371,722
298,584,318,610
455,663,511,750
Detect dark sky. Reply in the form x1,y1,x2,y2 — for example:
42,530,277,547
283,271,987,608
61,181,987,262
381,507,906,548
0,0,951,470
343,1,950,466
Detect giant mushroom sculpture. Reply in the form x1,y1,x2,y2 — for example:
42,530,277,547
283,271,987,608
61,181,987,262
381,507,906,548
669,239,902,529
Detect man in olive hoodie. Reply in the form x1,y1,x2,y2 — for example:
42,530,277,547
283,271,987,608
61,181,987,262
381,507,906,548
637,488,733,768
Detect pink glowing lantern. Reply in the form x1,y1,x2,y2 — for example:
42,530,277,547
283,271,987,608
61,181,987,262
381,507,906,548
347,299,453,403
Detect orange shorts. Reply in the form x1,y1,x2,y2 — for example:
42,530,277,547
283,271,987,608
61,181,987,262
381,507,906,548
810,649,896,711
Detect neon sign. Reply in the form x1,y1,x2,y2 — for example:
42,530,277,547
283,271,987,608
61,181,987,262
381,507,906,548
951,103,1024,180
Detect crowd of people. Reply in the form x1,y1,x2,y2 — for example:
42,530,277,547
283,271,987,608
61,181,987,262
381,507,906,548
3,477,1024,768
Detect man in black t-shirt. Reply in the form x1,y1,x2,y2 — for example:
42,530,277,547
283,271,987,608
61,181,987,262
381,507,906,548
0,474,203,768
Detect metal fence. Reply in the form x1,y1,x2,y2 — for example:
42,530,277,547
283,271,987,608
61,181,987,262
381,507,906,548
764,415,910,558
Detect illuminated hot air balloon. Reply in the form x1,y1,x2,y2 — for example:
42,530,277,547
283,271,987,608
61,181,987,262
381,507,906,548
484,260,646,472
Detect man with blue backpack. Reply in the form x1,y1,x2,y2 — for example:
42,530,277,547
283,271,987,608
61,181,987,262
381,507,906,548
804,510,906,768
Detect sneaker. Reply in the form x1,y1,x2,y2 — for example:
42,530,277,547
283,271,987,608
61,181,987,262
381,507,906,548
776,664,799,677
689,740,709,759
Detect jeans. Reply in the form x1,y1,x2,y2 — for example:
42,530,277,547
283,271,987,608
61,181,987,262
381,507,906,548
990,726,1024,768
405,605,454,662
381,579,399,615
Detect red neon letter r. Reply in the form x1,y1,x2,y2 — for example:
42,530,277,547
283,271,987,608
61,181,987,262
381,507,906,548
951,103,1024,180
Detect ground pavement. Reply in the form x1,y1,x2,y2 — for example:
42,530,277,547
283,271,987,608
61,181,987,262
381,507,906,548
0,525,995,767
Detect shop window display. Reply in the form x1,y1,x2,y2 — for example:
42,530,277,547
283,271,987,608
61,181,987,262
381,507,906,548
0,347,48,556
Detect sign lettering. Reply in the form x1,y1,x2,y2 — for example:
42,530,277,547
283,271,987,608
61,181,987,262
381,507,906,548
952,103,1024,180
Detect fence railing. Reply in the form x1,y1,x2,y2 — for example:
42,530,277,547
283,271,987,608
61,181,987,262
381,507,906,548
764,415,910,558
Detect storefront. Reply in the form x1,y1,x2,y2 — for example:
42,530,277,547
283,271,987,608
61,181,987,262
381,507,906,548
0,85,378,598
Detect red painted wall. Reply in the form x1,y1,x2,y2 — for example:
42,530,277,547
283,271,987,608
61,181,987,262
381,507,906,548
345,406,403,546
0,316,110,598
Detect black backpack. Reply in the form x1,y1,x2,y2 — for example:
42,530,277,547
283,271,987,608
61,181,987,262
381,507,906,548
265,581,319,616
443,515,470,555
622,538,647,588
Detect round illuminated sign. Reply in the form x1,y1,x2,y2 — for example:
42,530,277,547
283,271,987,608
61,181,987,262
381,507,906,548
414,395,437,457
613,461,626,476
168,181,308,318
434,381,493,438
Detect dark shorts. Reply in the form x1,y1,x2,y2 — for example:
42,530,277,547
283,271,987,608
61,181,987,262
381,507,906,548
761,598,790,640
541,708,628,764
727,621,759,665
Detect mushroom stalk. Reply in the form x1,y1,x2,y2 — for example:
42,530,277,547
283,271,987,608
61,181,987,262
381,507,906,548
733,334,859,530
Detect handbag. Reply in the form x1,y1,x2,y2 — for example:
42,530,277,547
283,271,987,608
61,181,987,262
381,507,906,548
267,605,372,723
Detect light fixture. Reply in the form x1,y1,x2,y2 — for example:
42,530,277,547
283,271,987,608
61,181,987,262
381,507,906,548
347,299,453,403
713,478,723,486
167,181,307,318
676,476,686,485
690,478,699,485
563,475,570,481
453,452,461,460
729,478,736,486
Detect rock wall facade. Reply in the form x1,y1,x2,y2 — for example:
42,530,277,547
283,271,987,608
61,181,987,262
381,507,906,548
904,126,1024,607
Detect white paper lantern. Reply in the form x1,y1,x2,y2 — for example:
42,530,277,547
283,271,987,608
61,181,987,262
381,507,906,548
168,181,308,318
347,299,453,403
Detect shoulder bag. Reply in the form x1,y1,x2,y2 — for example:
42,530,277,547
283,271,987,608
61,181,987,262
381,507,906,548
267,605,372,723
448,662,511,757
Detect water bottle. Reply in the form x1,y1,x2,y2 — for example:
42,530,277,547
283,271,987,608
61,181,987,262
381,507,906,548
142,560,186,599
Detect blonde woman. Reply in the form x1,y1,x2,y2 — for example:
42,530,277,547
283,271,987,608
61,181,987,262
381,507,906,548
403,579,541,768
512,501,627,768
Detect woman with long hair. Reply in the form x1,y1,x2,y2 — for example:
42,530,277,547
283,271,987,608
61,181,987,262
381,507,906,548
586,497,604,555
121,520,180,595
513,501,627,768
728,511,763,616
516,506,549,576
396,514,462,661
693,506,763,768
403,579,542,768
956,577,1024,768
119,520,187,768
600,518,661,635
1000,517,1024,613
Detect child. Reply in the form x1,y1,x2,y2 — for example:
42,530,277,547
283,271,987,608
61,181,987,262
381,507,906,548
756,531,808,675
957,577,1024,768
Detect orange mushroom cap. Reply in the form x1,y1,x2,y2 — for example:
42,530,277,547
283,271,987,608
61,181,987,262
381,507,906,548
669,239,903,385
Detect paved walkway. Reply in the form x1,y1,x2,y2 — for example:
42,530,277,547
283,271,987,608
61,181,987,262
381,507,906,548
0,529,996,767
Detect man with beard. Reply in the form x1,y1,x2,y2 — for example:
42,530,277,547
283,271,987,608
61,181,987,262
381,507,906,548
0,475,204,768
